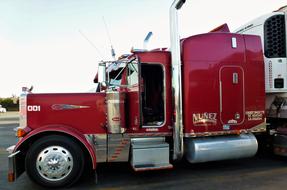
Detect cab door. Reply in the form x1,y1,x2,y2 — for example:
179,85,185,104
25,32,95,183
107,60,141,162
126,62,142,131
220,66,245,125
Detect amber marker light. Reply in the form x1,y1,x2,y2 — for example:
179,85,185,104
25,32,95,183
16,127,31,138
8,172,15,182
16,128,27,138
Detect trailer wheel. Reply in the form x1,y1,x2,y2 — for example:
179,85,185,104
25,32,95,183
25,135,85,187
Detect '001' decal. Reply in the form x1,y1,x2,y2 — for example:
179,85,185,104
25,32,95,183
27,105,41,112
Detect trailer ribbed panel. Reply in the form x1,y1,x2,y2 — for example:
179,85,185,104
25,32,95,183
264,15,286,58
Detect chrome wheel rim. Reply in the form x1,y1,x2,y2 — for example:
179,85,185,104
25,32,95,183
36,146,73,181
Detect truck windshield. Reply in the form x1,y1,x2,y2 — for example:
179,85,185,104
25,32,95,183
109,68,124,86
108,62,138,87
103,57,138,87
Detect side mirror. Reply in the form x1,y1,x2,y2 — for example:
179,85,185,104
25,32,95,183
98,63,107,88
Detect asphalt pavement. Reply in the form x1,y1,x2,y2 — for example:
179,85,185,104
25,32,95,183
1,112,287,190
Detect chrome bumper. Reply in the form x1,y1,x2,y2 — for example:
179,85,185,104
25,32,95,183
7,145,22,182
6,145,15,154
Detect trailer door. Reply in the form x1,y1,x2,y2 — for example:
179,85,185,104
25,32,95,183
220,66,245,125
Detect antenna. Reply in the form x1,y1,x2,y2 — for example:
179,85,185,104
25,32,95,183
143,31,153,49
78,30,104,60
103,17,116,60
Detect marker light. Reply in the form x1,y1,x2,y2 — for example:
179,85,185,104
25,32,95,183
8,172,15,182
16,128,27,138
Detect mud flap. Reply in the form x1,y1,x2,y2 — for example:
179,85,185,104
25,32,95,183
273,134,287,156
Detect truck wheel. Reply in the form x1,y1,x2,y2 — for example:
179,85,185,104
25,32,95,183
25,135,85,187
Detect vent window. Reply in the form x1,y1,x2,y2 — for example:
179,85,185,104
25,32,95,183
264,15,286,58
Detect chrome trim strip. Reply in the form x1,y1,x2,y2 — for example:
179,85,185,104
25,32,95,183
19,91,27,129
127,132,172,137
248,121,266,133
184,123,266,137
108,134,130,162
222,80,224,113
85,134,107,163
184,131,241,137
131,137,165,144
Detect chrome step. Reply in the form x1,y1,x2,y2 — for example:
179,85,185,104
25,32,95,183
130,137,173,171
132,164,173,172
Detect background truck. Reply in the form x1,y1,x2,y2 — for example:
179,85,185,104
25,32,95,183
235,6,287,156
7,0,286,188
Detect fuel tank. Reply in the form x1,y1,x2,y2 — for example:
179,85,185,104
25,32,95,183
184,133,258,163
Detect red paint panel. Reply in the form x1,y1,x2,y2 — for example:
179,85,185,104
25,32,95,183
126,88,141,131
243,35,266,127
27,93,107,134
183,33,245,62
220,66,244,125
182,33,265,135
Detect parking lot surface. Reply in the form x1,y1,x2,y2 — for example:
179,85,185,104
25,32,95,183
1,112,287,190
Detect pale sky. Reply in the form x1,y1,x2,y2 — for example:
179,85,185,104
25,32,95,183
0,0,286,97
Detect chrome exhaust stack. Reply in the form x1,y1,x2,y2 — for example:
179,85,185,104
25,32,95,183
170,0,186,161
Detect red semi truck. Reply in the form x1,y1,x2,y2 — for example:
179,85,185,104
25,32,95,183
7,0,287,187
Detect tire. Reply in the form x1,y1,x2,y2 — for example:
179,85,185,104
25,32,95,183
25,135,85,187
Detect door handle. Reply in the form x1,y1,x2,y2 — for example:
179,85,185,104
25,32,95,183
233,73,238,84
